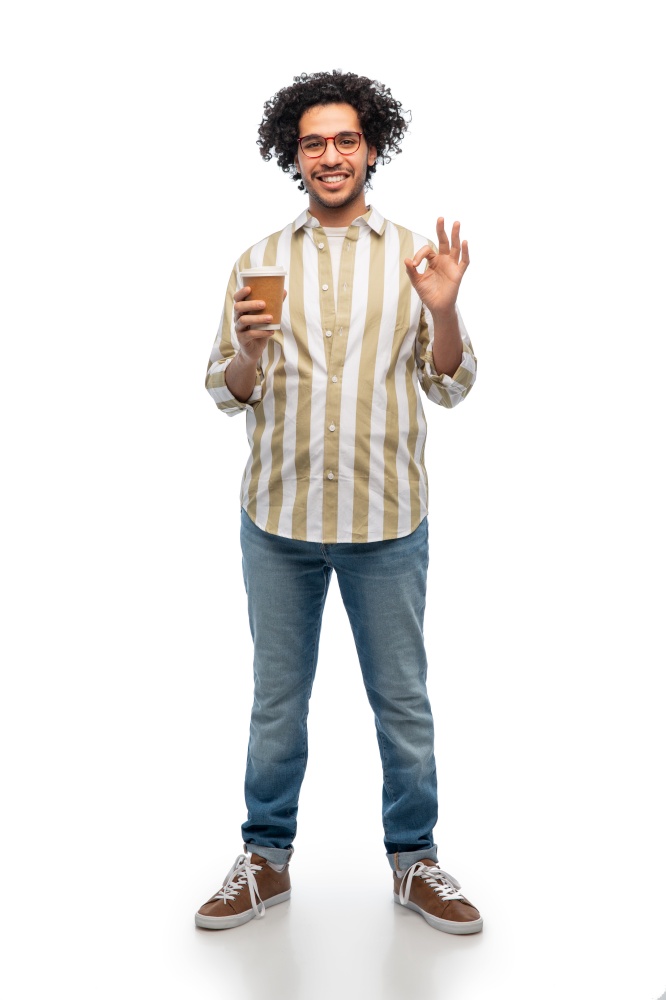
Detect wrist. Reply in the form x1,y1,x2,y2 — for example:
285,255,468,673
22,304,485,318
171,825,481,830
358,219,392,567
236,346,261,368
430,303,457,323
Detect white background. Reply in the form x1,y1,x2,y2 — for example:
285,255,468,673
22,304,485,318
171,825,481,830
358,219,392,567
2,1,664,998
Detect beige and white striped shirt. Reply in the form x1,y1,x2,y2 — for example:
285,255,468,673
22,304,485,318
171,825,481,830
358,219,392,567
206,206,476,544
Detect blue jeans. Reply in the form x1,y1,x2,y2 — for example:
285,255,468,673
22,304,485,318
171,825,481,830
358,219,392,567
239,510,439,872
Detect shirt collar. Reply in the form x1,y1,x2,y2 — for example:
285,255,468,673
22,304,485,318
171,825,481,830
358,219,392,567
293,205,386,236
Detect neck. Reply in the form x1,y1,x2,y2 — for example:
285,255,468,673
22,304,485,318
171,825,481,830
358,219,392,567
307,195,368,228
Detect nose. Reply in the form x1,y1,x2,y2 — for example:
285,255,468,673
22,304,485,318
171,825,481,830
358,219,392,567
320,137,342,164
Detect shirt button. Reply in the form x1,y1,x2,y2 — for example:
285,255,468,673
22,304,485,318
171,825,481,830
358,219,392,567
322,283,329,291
331,376,338,383
325,330,332,338
328,424,336,432
327,471,335,480
318,242,325,250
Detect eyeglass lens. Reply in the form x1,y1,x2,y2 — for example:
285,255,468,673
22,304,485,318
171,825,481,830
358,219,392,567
299,132,361,157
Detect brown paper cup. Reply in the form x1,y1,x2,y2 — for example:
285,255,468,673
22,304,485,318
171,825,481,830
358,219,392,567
239,266,287,330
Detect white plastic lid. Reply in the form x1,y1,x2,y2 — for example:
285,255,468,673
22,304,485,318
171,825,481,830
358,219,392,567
239,266,286,276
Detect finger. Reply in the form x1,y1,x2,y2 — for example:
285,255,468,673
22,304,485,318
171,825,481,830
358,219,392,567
404,257,421,288
234,286,253,302
410,245,436,269
461,239,470,270
436,216,450,254
236,312,273,330
283,290,288,300
450,221,461,263
235,299,267,314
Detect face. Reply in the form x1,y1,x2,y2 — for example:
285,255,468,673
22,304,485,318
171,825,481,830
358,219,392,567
295,103,377,221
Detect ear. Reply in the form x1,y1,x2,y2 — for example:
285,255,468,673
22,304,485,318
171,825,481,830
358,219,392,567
367,144,378,167
293,149,303,180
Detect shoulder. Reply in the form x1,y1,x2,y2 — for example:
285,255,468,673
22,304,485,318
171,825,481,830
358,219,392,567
380,216,434,252
235,219,297,270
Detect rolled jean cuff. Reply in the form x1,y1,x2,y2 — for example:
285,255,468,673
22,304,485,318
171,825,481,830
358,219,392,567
388,846,438,871
244,842,294,865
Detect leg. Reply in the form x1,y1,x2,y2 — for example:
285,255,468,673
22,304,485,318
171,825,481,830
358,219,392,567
239,510,331,861
330,519,438,870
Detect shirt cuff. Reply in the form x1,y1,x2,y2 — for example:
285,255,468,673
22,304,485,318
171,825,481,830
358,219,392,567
423,349,476,398
206,356,263,415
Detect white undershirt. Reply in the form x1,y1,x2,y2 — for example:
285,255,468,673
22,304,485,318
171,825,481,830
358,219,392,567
323,227,349,308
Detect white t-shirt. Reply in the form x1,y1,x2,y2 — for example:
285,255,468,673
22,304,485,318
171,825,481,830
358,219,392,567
322,227,349,308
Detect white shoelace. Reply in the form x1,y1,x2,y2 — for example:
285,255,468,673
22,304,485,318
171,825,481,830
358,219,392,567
399,861,465,906
211,853,266,919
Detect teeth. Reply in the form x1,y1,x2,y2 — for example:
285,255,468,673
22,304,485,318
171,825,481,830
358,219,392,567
320,175,346,184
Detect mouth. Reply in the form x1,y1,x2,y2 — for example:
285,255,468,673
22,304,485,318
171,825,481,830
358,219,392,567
315,173,350,187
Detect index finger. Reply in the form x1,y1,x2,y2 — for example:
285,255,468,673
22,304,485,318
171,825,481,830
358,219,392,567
234,286,253,303
410,244,436,269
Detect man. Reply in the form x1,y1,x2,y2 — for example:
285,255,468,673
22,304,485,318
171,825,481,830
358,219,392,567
197,70,481,934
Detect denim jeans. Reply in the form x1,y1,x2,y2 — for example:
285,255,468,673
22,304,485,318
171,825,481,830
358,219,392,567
239,509,439,871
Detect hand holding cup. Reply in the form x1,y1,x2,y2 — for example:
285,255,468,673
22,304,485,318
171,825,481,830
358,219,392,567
235,266,287,364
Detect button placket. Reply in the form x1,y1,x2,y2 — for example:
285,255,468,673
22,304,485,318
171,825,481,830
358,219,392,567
321,225,359,493
315,228,336,368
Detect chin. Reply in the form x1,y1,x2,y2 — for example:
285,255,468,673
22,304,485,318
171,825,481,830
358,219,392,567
318,193,351,208
310,184,365,212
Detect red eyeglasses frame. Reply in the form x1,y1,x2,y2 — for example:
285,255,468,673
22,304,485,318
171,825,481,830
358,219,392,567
297,132,364,158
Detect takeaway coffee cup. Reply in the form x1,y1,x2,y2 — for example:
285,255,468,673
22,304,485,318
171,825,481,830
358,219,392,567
239,266,287,331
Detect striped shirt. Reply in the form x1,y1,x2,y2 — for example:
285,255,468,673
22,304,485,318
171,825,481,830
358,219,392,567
206,206,477,544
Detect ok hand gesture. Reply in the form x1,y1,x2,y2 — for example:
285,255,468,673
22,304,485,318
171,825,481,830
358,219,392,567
404,218,470,317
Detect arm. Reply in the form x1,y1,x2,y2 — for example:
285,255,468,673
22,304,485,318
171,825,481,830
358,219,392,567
205,271,278,415
431,307,464,378
416,303,477,408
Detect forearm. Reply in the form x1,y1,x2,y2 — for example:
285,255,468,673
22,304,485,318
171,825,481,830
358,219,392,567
224,349,261,403
432,307,464,377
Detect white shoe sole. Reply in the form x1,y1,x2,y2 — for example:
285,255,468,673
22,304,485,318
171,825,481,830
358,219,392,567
195,889,291,929
394,893,483,934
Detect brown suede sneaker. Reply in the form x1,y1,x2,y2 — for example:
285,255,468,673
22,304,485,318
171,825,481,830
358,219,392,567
195,852,291,930
393,859,483,934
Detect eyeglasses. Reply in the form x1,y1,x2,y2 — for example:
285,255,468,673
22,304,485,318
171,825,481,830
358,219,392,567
297,132,363,158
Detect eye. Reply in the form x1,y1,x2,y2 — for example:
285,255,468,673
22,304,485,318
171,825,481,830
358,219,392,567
302,137,324,152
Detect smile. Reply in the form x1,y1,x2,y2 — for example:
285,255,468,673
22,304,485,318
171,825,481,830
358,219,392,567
317,174,349,185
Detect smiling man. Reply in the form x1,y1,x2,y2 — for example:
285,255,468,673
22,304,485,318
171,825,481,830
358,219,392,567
198,70,482,934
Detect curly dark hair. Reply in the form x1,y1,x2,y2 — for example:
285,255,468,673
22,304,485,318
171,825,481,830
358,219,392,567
257,70,410,190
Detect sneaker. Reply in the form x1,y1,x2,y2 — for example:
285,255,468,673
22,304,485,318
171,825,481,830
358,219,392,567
195,852,291,930
394,859,483,934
